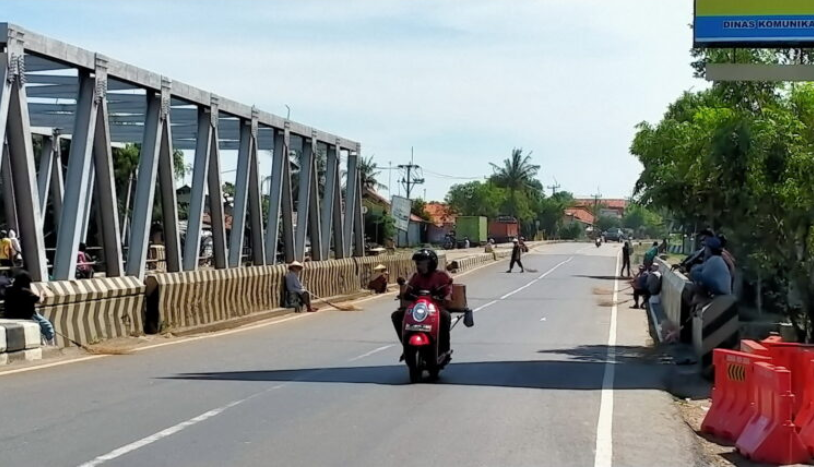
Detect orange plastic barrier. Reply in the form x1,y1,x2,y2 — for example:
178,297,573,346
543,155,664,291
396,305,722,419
736,362,809,465
797,359,814,455
762,335,784,345
763,343,814,417
702,349,771,441
740,339,771,357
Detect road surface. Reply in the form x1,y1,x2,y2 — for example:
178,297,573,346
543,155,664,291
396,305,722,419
0,243,703,467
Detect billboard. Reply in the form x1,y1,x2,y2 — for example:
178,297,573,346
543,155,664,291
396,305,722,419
695,0,814,47
391,196,411,232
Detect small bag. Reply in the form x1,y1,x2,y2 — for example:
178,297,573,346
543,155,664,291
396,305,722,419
463,309,474,328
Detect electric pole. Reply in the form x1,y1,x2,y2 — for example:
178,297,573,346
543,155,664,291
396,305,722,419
547,178,561,197
591,188,602,233
398,147,424,199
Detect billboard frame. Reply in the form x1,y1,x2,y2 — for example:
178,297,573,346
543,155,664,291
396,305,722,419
693,0,814,49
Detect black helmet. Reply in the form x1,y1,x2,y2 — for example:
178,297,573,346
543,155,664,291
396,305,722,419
412,248,438,273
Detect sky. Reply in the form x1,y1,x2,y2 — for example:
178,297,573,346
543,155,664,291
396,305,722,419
4,0,705,201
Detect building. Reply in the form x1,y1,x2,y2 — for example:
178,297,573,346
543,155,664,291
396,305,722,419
573,198,628,219
424,202,456,226
563,208,594,227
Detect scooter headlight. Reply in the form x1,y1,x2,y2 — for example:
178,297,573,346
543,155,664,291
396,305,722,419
411,303,429,322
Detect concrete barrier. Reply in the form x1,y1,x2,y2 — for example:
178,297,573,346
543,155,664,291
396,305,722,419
658,258,691,341
33,277,145,348
0,319,43,365
694,295,740,371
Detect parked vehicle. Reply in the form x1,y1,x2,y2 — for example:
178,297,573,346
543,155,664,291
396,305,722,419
455,216,488,245
603,228,627,242
488,216,519,244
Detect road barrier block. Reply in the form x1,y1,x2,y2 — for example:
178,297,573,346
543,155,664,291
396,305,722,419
740,339,771,357
796,359,814,445
761,343,814,418
703,349,771,441
736,362,810,465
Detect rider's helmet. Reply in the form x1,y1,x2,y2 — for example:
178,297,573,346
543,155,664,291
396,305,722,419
412,248,438,275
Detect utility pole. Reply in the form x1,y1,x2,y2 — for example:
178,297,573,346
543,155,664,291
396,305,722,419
398,147,424,199
591,187,602,233
547,178,561,197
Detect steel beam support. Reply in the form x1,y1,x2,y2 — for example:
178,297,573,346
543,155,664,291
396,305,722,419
156,84,181,273
331,148,345,259
294,137,313,261
320,143,337,259
53,68,99,280
343,153,359,255
126,89,162,277
246,115,265,266
36,132,57,216
228,117,253,267
265,124,295,264
306,134,323,261
3,42,48,280
89,57,124,277
182,105,213,271
1,142,18,234
353,172,365,257
49,141,64,223
206,102,228,270
79,165,94,243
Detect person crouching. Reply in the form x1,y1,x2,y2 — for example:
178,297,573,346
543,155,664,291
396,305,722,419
285,261,318,312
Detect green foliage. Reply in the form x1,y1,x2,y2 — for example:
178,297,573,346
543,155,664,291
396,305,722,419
489,148,540,221
358,155,386,192
411,198,432,222
632,50,814,336
559,222,584,240
623,204,666,238
596,215,621,232
365,211,395,244
445,181,506,219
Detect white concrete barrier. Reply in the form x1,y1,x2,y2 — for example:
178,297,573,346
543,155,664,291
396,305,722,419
0,319,43,365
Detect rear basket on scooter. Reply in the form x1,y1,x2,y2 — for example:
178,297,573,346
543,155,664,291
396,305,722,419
449,284,468,311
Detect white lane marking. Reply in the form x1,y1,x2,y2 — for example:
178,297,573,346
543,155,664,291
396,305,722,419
540,317,547,322
77,384,284,467
593,251,620,467
348,344,395,362
500,257,572,300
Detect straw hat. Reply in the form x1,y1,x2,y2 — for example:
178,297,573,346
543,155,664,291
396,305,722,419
373,264,388,272
289,261,304,270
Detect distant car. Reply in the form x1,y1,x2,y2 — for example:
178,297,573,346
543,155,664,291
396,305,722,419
603,228,627,242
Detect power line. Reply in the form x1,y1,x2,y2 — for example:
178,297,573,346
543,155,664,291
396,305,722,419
397,147,424,199
421,168,483,180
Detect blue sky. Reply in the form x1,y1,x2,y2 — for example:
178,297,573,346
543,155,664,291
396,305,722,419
4,0,703,201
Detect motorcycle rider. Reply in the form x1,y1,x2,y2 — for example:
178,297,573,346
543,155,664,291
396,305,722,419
391,249,453,355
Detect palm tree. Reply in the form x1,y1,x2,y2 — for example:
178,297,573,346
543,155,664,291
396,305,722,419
358,155,387,192
489,148,540,217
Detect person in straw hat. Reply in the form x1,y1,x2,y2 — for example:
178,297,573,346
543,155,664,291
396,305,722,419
367,264,390,294
285,261,318,312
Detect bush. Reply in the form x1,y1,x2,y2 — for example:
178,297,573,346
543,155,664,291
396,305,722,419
559,222,584,240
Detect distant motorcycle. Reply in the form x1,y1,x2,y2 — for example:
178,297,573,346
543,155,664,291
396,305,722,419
595,237,602,248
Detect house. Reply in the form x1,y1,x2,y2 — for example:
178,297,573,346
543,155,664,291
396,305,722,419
424,202,456,226
573,198,628,219
563,207,594,227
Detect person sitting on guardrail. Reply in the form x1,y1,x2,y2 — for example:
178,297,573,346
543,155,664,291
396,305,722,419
76,243,94,279
285,261,318,312
646,263,663,310
690,237,732,298
4,270,55,345
0,269,11,306
368,264,389,294
643,241,659,269
0,230,13,268
673,228,715,273
8,230,22,267
630,265,648,309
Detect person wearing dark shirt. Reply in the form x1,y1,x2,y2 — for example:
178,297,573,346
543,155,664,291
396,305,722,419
507,239,525,273
4,270,55,344
367,264,389,294
621,241,632,277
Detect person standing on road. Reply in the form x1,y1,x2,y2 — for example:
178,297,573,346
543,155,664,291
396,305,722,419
507,238,525,273
4,270,55,345
620,241,632,277
285,261,318,312
0,230,13,268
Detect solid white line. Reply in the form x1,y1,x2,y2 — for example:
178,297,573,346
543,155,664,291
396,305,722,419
593,251,620,467
76,385,284,467
348,344,394,362
540,317,547,322
500,257,572,300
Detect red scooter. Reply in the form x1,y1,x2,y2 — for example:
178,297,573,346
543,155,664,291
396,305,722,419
398,279,473,383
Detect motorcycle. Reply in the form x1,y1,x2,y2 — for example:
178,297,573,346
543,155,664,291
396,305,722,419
595,237,602,248
397,278,473,383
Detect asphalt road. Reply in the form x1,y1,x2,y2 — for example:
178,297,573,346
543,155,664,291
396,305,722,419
0,242,703,467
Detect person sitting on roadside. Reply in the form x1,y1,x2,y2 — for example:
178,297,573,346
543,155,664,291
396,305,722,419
4,270,55,345
76,243,94,279
0,230,13,268
690,237,732,298
484,238,495,253
285,261,318,312
674,228,715,273
630,265,649,309
643,241,659,269
367,264,390,294
646,263,663,309
0,269,11,308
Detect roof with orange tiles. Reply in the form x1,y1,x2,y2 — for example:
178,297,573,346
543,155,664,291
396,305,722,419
574,198,628,210
564,208,595,225
424,202,456,225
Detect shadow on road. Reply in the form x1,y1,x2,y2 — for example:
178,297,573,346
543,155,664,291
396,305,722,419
571,275,626,281
164,345,673,391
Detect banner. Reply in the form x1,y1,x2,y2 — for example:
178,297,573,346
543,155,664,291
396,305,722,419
391,196,411,232
695,0,814,47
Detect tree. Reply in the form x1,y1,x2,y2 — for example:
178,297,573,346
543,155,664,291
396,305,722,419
489,148,540,219
537,191,574,239
411,198,431,222
596,215,621,233
358,155,387,192
559,222,584,240
445,181,506,218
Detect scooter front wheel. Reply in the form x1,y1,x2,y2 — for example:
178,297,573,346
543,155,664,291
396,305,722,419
406,348,422,383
